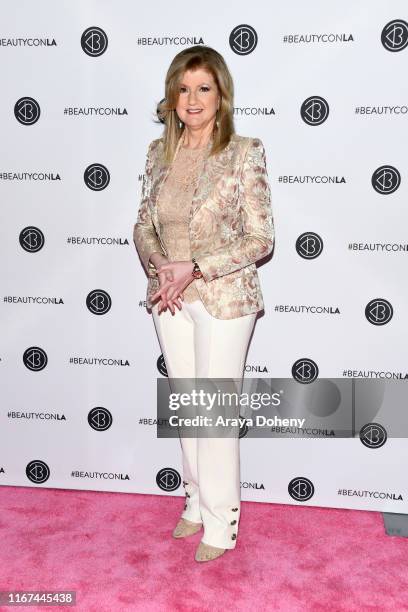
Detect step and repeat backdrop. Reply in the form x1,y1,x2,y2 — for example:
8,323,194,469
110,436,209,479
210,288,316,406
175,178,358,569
1,1,408,514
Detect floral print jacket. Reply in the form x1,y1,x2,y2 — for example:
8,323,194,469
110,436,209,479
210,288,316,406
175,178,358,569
133,133,274,320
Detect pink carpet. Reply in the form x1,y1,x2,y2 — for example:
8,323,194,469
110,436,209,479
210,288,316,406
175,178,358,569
0,485,407,611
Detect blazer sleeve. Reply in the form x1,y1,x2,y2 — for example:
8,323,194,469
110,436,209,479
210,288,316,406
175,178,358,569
197,137,274,282
133,140,165,277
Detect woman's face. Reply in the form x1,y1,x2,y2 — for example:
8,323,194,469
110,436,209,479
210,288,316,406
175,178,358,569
175,68,220,130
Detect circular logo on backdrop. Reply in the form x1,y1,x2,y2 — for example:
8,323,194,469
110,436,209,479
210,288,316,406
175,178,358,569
88,407,113,431
19,227,45,253
288,477,315,502
229,24,258,55
84,164,110,191
292,358,319,384
381,20,408,52
81,27,108,56
239,416,249,438
371,165,401,194
86,290,112,315
360,423,387,448
157,354,168,377
300,96,329,125
156,468,181,492
23,347,48,371
14,97,41,125
296,232,323,259
26,460,50,484
157,97,166,124
365,298,393,326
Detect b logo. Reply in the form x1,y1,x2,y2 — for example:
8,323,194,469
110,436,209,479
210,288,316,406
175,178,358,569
296,232,323,259
229,25,258,55
300,96,329,126
381,20,408,52
239,416,249,438
292,358,319,384
86,290,112,315
19,227,45,253
371,165,401,195
157,98,167,124
360,423,387,449
88,407,113,431
365,299,393,326
26,460,50,484
23,347,48,372
84,164,110,191
14,97,41,125
156,468,181,492
288,477,315,502
81,27,108,57
157,354,168,377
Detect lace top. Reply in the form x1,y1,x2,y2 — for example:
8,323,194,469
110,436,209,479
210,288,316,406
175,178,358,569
157,143,209,303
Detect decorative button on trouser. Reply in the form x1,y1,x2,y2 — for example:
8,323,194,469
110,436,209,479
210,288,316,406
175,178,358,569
152,299,256,550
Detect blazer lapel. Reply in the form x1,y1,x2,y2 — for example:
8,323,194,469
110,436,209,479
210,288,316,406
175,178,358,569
149,134,183,234
190,139,233,221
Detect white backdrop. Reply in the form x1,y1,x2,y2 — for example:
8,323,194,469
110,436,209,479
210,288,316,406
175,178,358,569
1,0,408,513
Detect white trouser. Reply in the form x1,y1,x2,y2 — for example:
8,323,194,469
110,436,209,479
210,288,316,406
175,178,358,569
152,298,256,549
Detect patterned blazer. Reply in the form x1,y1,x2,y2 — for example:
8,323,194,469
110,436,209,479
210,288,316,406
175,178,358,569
133,133,274,320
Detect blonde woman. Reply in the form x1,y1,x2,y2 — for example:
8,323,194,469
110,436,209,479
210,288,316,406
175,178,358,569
133,45,274,562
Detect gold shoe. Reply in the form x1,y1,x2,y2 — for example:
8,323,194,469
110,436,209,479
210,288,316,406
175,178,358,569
195,541,226,562
172,518,202,539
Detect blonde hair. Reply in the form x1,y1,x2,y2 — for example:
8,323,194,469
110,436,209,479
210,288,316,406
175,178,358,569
157,45,235,164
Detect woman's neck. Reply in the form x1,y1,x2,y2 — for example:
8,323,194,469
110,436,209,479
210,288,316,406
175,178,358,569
182,128,213,150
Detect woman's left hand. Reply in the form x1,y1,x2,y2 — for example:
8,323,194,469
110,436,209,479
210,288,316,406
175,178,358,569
151,260,194,314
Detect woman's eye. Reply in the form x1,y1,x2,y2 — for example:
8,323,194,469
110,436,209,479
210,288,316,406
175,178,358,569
179,86,210,93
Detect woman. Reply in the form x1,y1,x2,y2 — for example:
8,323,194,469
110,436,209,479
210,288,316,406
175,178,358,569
133,45,274,562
